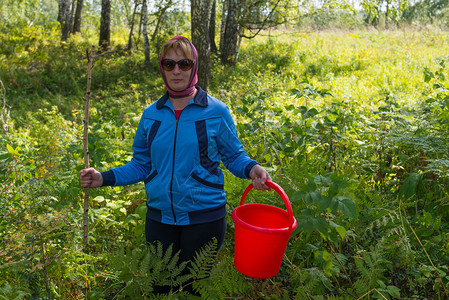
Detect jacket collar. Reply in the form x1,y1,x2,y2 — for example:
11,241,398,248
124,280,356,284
156,87,208,110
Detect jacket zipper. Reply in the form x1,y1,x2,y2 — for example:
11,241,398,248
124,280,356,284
170,112,181,225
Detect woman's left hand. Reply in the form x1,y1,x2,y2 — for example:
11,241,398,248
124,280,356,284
250,164,272,190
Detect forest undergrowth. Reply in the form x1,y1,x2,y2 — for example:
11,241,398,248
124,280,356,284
1,24,449,299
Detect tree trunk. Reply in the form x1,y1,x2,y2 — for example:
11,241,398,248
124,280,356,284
142,0,150,65
72,0,84,33
191,0,213,91
58,0,66,24
220,0,240,65
69,0,76,31
138,6,143,41
99,0,111,51
219,0,229,54
127,1,139,51
209,0,218,53
60,0,72,41
151,9,166,52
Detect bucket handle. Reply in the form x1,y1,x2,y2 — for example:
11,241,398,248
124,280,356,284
240,180,295,232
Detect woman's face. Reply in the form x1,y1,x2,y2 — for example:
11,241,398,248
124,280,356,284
162,48,192,92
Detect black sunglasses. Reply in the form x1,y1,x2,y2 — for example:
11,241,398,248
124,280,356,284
161,59,194,71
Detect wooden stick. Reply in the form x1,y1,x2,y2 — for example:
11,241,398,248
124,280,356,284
83,46,95,248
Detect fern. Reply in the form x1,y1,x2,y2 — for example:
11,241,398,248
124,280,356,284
192,256,253,299
0,282,30,300
353,246,392,295
106,239,190,298
292,268,329,299
189,238,218,281
185,238,219,297
361,209,413,268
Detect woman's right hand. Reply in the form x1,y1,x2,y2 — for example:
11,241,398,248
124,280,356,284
79,167,103,188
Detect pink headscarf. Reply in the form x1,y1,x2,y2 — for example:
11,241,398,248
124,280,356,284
159,36,198,99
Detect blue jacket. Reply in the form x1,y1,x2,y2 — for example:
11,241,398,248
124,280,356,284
102,87,258,225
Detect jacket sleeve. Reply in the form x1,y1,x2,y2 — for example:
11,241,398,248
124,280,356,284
103,114,152,186
217,106,258,179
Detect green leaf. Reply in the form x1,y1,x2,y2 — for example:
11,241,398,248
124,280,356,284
292,191,306,202
306,243,319,250
107,201,121,210
326,113,338,122
420,265,433,277
314,250,333,274
134,223,144,237
335,226,346,239
316,196,331,211
399,173,421,200
135,203,147,220
377,280,387,288
297,209,320,235
93,196,105,203
328,184,339,199
6,144,14,154
314,175,332,186
306,191,321,205
297,218,314,235
386,285,401,298
303,108,320,119
331,196,357,219
290,88,303,97
424,69,434,83
312,217,329,236
284,104,295,111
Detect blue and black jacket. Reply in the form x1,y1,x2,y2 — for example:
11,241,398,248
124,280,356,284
102,87,258,225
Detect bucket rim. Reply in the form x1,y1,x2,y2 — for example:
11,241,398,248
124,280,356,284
232,204,297,234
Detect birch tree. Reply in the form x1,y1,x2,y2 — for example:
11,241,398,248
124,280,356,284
99,0,111,51
142,0,150,64
220,0,241,65
127,1,140,51
72,0,84,33
220,0,288,65
59,0,72,41
191,0,213,91
209,0,218,53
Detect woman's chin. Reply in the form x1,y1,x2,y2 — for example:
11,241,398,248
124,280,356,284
168,85,186,92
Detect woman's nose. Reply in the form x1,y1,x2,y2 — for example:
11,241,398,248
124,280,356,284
172,64,181,73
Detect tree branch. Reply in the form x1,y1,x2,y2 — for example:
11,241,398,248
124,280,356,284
240,0,283,39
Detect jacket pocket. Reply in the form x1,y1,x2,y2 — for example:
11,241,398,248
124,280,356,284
144,170,158,184
191,172,224,190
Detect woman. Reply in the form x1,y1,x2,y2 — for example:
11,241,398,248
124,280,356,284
80,36,271,286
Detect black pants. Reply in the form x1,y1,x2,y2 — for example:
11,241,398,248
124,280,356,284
145,217,227,294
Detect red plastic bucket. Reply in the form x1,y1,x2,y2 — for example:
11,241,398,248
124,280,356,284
232,180,297,279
